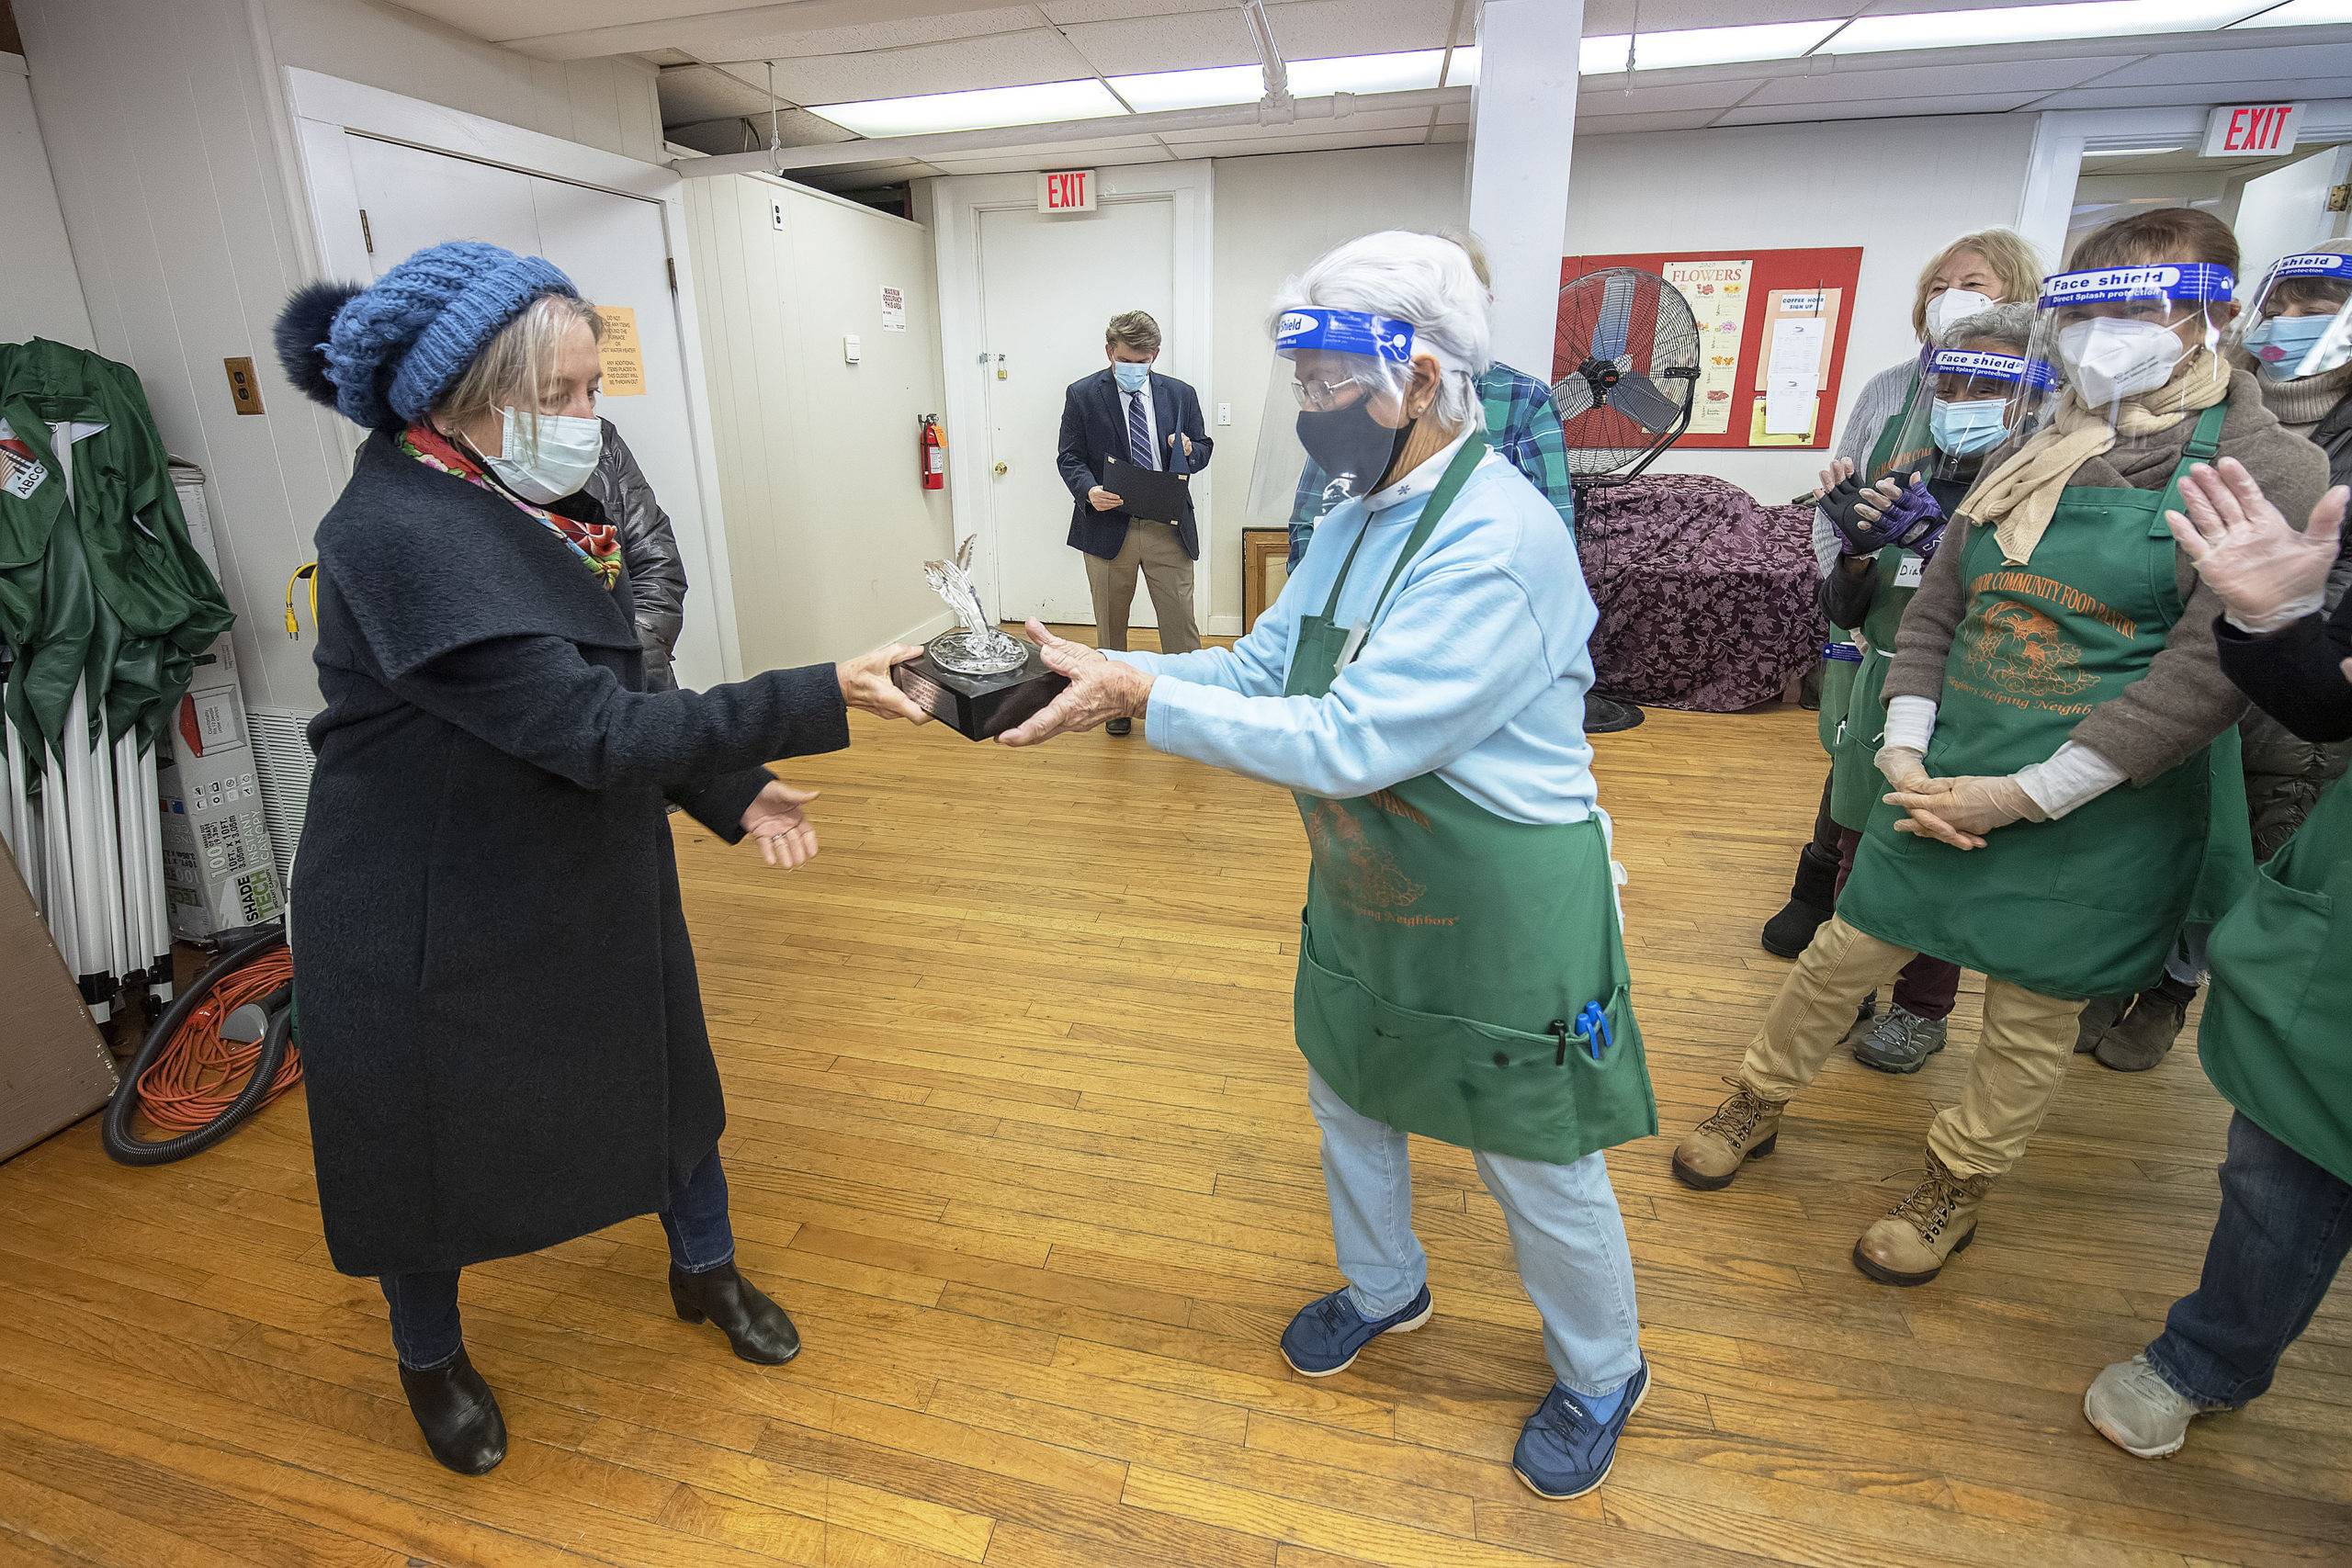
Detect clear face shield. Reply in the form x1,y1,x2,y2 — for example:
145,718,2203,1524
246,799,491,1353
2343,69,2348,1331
1878,343,2051,484
1245,308,1424,531
2234,251,2352,385
2021,262,2235,429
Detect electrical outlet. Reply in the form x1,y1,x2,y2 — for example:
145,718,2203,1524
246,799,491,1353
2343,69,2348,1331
223,357,265,415
1216,401,1232,425
771,198,786,231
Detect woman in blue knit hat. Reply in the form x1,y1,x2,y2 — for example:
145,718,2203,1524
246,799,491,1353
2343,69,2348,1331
274,242,930,1476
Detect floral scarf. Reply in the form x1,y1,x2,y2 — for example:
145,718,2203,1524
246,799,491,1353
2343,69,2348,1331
400,422,623,588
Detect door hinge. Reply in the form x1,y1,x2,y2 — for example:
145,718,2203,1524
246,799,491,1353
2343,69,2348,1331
359,209,374,254
666,257,678,292
2330,182,2350,214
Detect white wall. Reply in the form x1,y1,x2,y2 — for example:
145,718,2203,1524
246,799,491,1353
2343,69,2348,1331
1205,144,1468,623
13,0,665,716
683,175,956,671
0,52,94,349
1561,114,2043,503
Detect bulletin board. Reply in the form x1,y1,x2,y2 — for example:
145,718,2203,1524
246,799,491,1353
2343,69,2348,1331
1556,248,1864,450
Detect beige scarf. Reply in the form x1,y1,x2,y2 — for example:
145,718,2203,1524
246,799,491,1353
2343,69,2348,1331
1958,347,2231,566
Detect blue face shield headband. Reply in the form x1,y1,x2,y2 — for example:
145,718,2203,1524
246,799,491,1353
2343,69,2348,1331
1273,308,1427,505
1274,308,1418,363
2037,263,2236,310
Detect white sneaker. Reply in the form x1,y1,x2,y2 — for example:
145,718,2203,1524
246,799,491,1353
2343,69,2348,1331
2084,1355,2201,1458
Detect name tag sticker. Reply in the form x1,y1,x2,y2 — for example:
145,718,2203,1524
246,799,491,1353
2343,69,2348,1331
1896,553,1925,588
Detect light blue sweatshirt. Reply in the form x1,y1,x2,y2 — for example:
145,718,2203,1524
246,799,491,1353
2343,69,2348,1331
1108,437,1600,826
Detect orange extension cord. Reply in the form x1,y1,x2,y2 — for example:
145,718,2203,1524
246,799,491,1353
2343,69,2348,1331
131,948,303,1133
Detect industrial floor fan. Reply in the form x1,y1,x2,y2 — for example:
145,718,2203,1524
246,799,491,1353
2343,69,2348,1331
1552,266,1702,734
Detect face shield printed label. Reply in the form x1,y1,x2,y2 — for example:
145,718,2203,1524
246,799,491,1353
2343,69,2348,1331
2037,264,2234,307
2267,254,2352,283
1275,309,1417,362
1928,350,2030,382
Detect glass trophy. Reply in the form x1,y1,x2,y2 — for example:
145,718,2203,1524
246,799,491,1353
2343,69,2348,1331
890,537,1069,739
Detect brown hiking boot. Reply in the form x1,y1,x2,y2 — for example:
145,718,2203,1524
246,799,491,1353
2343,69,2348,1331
1671,1077,1785,1191
1853,1151,1990,1286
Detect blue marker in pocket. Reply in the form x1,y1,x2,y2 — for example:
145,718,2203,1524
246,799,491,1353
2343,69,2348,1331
1577,1001,1611,1062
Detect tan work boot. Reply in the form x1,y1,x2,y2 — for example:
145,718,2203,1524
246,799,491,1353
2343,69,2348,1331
1853,1151,1990,1286
1671,1077,1785,1191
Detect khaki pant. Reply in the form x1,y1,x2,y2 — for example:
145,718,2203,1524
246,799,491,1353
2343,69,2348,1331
1085,520,1200,654
1743,915,2086,1180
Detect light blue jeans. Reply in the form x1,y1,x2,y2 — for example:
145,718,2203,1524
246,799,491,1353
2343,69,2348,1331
1306,1066,1644,1398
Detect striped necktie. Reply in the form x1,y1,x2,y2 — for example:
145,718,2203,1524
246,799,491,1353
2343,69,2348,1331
1126,388,1153,471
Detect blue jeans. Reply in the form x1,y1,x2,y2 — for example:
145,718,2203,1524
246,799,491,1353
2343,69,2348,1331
2145,1112,2352,1408
380,1148,736,1371
1306,1067,1644,1398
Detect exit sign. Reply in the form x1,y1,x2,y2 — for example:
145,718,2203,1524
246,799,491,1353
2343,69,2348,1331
2203,103,2302,157
1038,169,1096,212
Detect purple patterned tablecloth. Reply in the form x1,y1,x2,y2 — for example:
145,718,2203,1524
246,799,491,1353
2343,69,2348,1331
1576,474,1827,713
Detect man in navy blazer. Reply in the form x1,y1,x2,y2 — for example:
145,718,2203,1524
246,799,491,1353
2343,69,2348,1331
1057,310,1212,730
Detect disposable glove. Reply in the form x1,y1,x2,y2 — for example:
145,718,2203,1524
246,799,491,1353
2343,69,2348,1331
1873,744,1931,795
2165,457,2346,634
1886,773,2044,851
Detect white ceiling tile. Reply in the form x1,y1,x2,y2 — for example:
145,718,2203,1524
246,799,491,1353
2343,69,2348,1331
1576,107,1746,133
1575,78,1766,115
1714,92,2041,124
2086,39,2352,85
1160,125,1433,157
1429,120,1468,142
1741,54,2118,104
1578,1,1860,29
1057,11,1265,73
1261,0,1459,56
1158,106,1436,140
2032,77,2352,109
718,30,1091,104
1039,0,1236,23
715,6,1042,59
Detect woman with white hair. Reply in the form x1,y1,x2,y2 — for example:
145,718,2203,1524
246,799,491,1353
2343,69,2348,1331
997,231,1657,1500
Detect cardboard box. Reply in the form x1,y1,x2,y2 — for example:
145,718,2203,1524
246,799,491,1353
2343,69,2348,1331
159,680,283,940
172,463,239,694
0,841,119,1163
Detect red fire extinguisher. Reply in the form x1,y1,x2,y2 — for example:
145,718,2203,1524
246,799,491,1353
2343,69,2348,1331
920,414,946,491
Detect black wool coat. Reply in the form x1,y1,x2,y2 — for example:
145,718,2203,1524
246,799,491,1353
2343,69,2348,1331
295,430,849,1279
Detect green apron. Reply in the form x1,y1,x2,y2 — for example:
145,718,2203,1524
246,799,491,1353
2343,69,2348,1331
2199,773,2352,1183
1815,373,1925,762
1838,405,2246,999
1827,545,1927,831
1286,439,1657,1166
1818,639,1860,756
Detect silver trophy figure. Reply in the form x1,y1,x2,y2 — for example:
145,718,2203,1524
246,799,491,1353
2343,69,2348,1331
921,537,1027,675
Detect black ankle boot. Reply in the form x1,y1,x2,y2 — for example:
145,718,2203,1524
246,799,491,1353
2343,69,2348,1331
1761,843,1841,958
398,1348,507,1475
670,1260,801,1364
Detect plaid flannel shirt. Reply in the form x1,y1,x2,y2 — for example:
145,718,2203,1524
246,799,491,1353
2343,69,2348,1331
1286,361,1575,568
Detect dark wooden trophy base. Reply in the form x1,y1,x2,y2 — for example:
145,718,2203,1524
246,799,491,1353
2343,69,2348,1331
890,637,1069,740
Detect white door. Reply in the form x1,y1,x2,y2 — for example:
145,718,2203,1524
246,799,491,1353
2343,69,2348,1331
978,198,1178,626
338,134,726,691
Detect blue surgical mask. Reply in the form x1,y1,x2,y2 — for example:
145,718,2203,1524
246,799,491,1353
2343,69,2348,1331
486,408,603,503
1113,360,1150,392
1929,397,2010,457
2245,314,2335,380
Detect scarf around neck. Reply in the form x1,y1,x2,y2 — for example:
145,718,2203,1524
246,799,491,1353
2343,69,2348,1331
1957,346,2231,567
400,422,622,588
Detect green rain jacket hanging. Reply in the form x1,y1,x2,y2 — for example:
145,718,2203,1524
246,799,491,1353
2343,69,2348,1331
0,338,232,774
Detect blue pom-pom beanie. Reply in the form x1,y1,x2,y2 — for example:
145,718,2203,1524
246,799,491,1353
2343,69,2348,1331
303,241,578,429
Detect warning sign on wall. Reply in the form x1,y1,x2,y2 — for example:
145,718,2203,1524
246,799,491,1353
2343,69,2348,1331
595,305,648,397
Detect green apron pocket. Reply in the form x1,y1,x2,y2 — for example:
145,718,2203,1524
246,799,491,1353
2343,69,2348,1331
1295,932,1655,1167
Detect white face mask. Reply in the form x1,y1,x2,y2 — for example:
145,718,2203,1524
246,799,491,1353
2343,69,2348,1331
484,408,602,503
2057,317,2186,407
1925,288,1996,340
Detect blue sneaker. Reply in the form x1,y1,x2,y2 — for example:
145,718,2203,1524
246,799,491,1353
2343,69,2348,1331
1511,1361,1650,1499
1279,1284,1433,1377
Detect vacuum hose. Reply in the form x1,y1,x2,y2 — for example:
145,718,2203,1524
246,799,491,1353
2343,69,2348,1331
102,925,297,1167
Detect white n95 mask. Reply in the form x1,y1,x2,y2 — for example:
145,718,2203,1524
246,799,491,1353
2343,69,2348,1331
2056,318,2185,407
488,408,603,503
1924,289,1996,340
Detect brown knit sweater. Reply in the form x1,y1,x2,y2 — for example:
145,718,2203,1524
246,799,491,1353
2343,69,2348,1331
1883,369,2330,784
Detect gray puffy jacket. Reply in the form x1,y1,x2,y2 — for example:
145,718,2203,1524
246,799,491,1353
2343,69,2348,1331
582,419,688,691
2241,388,2352,862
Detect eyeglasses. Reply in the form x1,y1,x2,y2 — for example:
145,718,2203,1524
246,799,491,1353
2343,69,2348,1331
1291,373,1374,411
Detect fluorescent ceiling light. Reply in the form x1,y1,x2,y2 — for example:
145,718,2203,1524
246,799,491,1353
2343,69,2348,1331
1581,19,1844,73
810,78,1125,137
1107,62,1262,113
1289,49,1448,96
1443,46,1479,86
2230,0,2352,23
1826,2,2265,54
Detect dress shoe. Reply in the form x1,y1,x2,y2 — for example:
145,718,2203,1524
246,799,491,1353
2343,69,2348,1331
670,1260,801,1364
398,1348,507,1475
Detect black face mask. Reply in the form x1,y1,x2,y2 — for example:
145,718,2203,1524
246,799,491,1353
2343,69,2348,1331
1296,400,1414,502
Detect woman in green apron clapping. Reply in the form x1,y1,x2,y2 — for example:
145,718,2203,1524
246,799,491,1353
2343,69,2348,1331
1000,231,1657,1501
2084,395,2352,1458
1675,208,2329,1287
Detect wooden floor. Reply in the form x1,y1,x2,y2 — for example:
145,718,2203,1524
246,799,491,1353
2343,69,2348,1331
3,653,2347,1568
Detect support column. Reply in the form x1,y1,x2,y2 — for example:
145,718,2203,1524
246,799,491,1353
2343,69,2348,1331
1465,0,1584,381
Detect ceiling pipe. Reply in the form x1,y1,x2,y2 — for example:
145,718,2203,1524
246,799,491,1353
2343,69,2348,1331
1241,0,1292,111
669,85,1468,178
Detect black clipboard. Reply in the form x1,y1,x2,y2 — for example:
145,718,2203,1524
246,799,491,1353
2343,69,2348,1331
1102,457,1192,524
